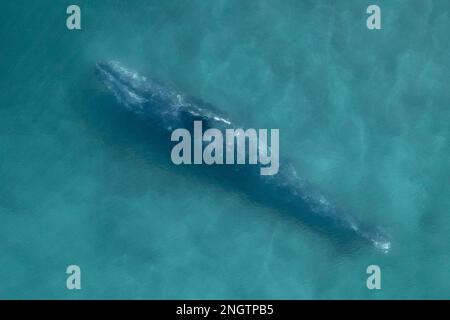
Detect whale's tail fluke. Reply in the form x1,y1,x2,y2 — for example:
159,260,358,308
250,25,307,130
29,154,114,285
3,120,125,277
359,225,391,253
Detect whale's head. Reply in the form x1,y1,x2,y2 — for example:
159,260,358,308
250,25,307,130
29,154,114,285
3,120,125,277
96,61,154,114
96,61,185,120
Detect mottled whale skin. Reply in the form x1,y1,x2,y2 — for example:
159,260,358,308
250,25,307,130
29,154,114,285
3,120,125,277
95,60,391,252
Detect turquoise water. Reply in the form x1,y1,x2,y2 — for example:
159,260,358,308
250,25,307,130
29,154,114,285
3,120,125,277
1,0,449,299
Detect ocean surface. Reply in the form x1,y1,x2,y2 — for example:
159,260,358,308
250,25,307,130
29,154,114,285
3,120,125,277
1,0,449,299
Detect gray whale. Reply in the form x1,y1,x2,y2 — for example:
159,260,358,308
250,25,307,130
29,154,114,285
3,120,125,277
95,60,391,252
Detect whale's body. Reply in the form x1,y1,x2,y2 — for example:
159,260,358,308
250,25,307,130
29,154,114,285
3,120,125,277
95,60,391,252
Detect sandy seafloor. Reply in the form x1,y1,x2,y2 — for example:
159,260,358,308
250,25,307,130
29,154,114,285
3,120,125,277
0,0,449,299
